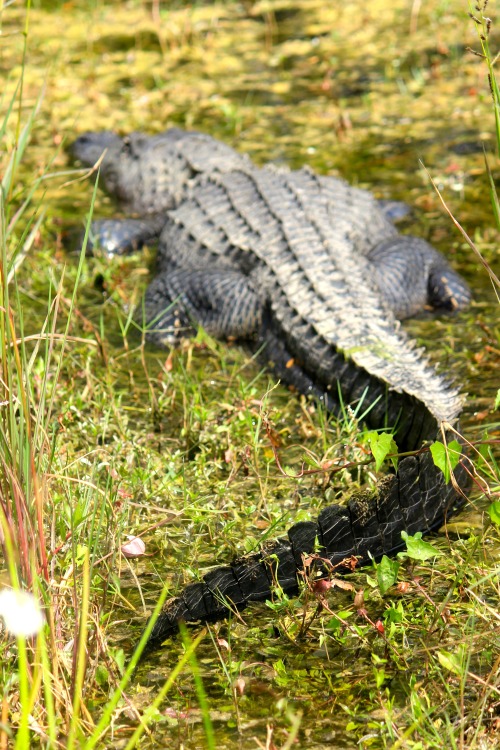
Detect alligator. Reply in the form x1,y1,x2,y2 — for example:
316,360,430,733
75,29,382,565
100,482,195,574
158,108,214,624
71,129,472,652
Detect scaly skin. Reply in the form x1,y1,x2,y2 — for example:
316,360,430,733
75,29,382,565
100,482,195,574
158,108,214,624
144,446,471,653
142,162,467,449
70,129,472,651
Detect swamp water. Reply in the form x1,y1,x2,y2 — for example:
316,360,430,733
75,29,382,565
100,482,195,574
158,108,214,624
1,1,499,748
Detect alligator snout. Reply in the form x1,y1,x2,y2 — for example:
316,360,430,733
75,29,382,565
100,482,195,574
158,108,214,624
71,130,122,166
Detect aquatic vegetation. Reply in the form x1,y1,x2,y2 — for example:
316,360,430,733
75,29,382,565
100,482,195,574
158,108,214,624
0,1,498,748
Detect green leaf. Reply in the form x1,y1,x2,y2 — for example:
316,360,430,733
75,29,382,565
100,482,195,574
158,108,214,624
430,440,462,484
495,389,500,411
95,665,109,687
335,610,353,620
75,544,88,566
384,605,404,624
437,650,463,676
327,610,353,632
109,648,126,676
488,501,500,526
374,666,386,688
376,555,400,595
401,531,442,561
365,431,398,471
273,659,286,676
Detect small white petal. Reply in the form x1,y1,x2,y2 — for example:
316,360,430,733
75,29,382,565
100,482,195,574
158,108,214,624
121,536,146,559
0,589,45,637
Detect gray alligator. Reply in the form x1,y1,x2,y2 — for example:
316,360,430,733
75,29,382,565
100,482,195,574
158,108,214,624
72,129,472,651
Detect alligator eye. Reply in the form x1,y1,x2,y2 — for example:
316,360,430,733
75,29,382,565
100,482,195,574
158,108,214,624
122,136,132,155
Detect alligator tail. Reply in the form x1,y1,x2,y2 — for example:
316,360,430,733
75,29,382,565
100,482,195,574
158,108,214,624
142,445,471,653
257,303,459,454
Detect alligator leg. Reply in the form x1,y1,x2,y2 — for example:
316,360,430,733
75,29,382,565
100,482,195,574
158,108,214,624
366,236,471,319
376,199,412,223
81,215,166,256
139,270,406,437
139,267,263,346
139,271,440,451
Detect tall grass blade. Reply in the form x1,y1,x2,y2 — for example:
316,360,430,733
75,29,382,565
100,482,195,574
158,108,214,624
123,630,207,750
67,548,91,749
84,581,174,749
181,623,215,750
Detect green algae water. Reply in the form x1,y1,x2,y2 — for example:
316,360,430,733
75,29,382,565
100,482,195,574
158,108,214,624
1,1,499,748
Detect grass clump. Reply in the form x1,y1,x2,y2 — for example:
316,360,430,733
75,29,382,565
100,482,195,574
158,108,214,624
0,12,190,747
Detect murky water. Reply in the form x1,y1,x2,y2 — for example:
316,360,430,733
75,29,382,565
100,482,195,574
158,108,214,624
2,0,499,747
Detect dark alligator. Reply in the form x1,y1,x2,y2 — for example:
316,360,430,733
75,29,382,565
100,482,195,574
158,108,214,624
72,129,472,652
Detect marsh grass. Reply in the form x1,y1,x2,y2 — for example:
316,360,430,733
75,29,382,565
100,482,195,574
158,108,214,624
0,0,499,748
0,15,202,746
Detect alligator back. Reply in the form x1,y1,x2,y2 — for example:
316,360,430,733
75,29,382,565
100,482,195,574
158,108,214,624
157,163,464,450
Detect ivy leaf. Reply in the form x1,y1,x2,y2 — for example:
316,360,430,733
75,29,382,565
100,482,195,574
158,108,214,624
384,604,404,624
365,431,398,471
95,665,109,687
430,440,462,484
400,531,442,561
437,649,463,676
109,648,126,675
75,544,88,566
488,501,500,526
376,555,400,595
